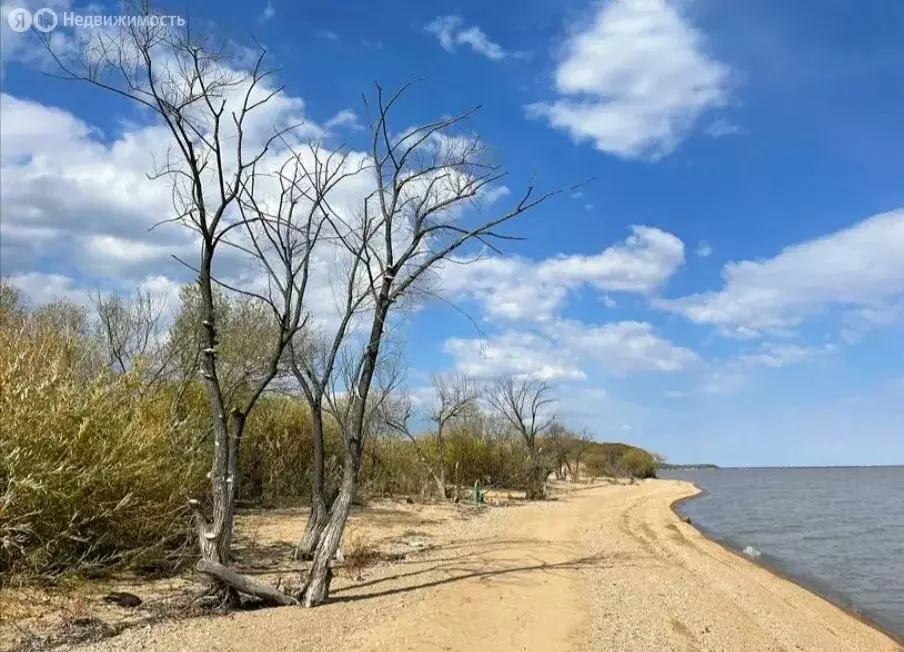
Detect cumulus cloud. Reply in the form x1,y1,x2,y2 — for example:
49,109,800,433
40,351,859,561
553,319,700,373
0,93,195,281
325,109,362,131
528,0,731,159
444,318,698,381
444,331,586,381
425,16,522,61
442,225,684,323
655,209,904,336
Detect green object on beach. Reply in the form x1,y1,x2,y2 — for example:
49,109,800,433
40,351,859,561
472,481,484,505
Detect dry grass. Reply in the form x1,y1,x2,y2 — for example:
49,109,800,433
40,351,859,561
340,528,381,580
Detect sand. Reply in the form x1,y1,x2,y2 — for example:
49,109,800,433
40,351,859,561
18,480,903,651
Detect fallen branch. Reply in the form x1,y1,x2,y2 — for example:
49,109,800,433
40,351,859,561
195,560,298,606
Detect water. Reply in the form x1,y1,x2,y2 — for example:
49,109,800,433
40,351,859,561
661,466,904,639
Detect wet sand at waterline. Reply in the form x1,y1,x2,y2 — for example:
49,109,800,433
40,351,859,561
59,480,901,652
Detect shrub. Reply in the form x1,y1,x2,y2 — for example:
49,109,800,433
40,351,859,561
619,448,657,479
340,527,380,580
583,443,658,479
0,297,207,580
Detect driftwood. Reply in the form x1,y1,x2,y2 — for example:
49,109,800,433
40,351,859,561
195,560,298,606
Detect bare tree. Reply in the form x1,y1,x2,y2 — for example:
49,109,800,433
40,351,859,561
282,145,372,560
427,373,478,498
488,376,557,500
295,83,569,607
384,372,477,499
91,288,167,376
544,421,573,481
45,12,317,604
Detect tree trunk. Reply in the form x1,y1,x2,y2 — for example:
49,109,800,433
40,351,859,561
296,495,329,560
194,411,245,605
196,560,298,606
525,456,546,500
296,406,328,559
194,254,242,605
300,294,390,607
433,466,447,500
436,427,447,500
300,448,358,607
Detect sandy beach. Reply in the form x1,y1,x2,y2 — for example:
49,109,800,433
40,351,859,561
14,479,901,652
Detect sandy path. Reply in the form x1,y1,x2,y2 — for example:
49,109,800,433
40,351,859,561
62,480,901,652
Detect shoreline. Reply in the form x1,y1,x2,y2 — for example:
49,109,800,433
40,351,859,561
669,480,904,646
4,480,901,651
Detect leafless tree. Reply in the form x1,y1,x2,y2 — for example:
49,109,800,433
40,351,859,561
294,83,570,607
44,10,318,604
488,376,557,500
283,159,372,560
91,288,167,376
544,421,573,481
384,372,478,499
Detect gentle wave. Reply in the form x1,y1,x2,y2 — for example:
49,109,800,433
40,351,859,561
742,545,762,559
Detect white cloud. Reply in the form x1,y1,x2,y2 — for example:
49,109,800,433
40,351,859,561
553,319,700,373
538,226,684,291
528,0,731,160
656,209,904,336
0,61,333,284
425,16,521,61
444,331,586,381
325,109,362,131
259,0,275,22
444,318,698,381
841,299,904,343
694,241,712,257
0,94,193,280
6,272,92,307
443,225,684,323
442,256,569,323
739,342,836,368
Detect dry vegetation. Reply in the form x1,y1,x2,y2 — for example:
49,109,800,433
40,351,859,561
0,284,657,590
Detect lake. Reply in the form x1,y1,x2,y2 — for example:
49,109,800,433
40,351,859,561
661,466,904,639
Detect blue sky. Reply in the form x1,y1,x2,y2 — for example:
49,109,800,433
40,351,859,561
1,0,902,466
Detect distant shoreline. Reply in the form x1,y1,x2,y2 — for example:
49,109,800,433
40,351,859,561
670,480,904,646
